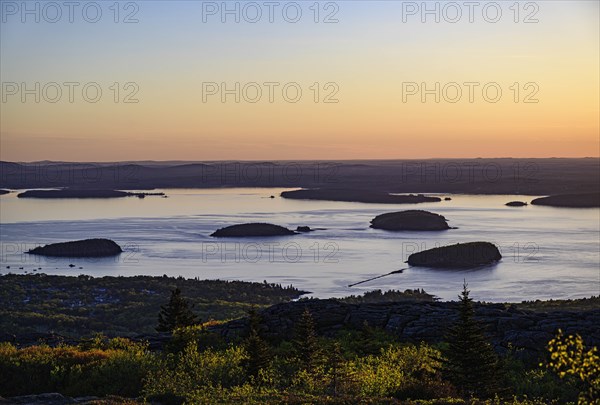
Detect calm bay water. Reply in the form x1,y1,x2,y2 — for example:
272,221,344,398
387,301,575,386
1,188,598,302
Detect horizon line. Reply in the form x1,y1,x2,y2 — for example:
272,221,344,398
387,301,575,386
2,157,600,165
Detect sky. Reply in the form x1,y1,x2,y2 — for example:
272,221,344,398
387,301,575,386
1,0,599,161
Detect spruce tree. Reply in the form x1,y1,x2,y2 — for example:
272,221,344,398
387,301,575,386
244,309,272,380
357,320,380,356
442,281,500,398
293,308,322,371
328,341,345,396
156,288,198,332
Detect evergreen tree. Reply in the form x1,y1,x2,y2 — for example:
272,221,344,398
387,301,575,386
356,321,380,356
293,308,322,371
244,309,272,380
328,341,346,397
156,288,198,332
441,281,500,398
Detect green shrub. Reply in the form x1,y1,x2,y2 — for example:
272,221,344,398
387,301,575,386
347,344,452,399
144,342,247,401
544,330,600,404
0,339,155,397
166,323,225,354
503,354,579,402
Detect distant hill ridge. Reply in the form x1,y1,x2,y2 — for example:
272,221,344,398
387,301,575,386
1,159,598,195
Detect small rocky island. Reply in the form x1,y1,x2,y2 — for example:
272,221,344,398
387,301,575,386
407,242,501,268
17,189,165,199
370,210,451,231
505,201,528,207
27,239,123,258
530,192,600,208
211,223,297,237
281,189,441,204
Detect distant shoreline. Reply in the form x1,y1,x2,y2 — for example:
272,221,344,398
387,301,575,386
16,189,165,199
1,158,598,196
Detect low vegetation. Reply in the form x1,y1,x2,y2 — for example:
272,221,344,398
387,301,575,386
515,296,600,312
0,320,591,404
337,288,436,304
0,275,597,403
0,274,306,337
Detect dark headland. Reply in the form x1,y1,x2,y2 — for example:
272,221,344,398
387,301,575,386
281,189,441,204
27,239,123,258
17,189,165,199
407,242,502,268
370,210,451,231
0,189,9,195
211,223,297,237
530,192,600,208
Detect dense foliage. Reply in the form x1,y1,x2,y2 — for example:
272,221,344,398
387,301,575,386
0,337,154,397
336,288,436,304
0,274,306,337
515,296,600,312
0,328,586,404
544,330,600,404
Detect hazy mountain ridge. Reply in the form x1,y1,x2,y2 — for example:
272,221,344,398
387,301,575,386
1,158,598,195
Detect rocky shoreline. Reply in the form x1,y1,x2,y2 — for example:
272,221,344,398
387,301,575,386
214,299,599,359
5,299,598,361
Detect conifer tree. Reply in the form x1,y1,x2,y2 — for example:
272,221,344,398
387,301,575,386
156,288,198,332
357,320,380,356
442,281,500,398
244,309,272,380
293,308,322,371
328,341,345,396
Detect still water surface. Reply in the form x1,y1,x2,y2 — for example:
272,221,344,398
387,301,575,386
1,188,598,302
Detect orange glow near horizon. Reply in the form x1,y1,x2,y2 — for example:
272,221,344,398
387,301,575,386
1,1,598,161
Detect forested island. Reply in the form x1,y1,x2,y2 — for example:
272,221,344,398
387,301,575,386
210,223,298,237
17,189,165,199
27,239,123,258
281,189,443,204
370,210,451,231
